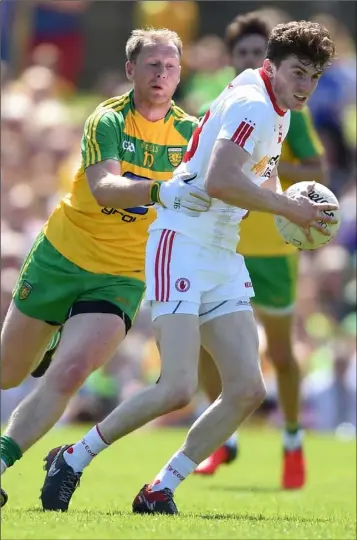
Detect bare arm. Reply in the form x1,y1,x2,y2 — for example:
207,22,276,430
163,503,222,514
86,160,154,208
260,167,283,193
278,155,328,184
204,139,294,218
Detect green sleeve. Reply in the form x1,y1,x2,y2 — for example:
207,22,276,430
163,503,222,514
286,108,324,160
81,109,123,169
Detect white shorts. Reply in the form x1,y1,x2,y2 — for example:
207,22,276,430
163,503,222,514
145,229,255,324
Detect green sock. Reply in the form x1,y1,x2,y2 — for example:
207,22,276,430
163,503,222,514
1,436,23,467
285,423,300,435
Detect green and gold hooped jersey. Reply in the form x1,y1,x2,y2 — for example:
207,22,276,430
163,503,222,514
44,91,198,278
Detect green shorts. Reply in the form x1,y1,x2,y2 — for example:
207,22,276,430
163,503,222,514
245,253,299,313
13,232,145,331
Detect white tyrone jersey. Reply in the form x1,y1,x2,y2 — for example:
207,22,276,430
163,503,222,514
151,68,291,251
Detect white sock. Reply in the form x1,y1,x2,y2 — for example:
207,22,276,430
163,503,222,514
1,459,7,475
63,425,110,472
224,432,238,449
283,428,303,450
151,451,197,493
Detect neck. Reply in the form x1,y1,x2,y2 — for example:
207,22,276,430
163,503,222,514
259,67,287,116
133,92,171,122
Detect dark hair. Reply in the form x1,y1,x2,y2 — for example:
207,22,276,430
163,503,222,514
225,12,271,53
126,28,182,63
267,21,335,71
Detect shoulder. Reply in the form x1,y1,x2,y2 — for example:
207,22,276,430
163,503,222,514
225,85,273,117
85,93,131,128
84,94,130,134
171,103,199,139
171,103,198,125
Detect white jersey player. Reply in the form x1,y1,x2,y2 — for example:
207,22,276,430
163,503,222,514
131,21,336,515
146,67,291,320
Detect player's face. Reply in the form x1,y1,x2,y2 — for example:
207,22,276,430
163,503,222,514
127,42,181,105
271,56,323,111
231,34,267,73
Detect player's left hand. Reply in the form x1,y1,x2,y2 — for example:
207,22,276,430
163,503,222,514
154,173,211,217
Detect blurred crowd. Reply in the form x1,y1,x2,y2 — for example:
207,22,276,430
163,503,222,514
1,1,356,435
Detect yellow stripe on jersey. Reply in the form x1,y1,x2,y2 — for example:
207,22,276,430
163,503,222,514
124,110,189,146
90,110,103,164
85,97,130,168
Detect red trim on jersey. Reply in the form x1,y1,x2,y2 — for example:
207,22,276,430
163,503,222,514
259,68,286,117
155,230,176,301
231,121,254,147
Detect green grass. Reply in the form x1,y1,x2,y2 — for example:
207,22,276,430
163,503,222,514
1,426,356,539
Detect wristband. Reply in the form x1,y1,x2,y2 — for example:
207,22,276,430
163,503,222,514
150,181,163,205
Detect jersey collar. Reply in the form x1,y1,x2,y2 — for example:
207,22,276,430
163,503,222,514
258,68,286,117
129,89,174,123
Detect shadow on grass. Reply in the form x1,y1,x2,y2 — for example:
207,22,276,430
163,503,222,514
28,507,332,523
28,507,131,517
211,484,282,494
196,512,332,524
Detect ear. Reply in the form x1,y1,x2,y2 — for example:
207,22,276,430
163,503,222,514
125,61,134,82
262,58,276,78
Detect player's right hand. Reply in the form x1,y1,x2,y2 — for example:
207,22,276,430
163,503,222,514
154,173,211,217
284,182,339,243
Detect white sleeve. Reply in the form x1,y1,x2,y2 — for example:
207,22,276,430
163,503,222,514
217,97,268,155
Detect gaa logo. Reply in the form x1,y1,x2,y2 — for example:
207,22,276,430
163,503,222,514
175,278,190,292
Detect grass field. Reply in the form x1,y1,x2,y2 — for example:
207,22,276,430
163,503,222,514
1,426,356,539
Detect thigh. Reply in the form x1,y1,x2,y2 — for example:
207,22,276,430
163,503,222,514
75,274,146,333
198,346,222,401
46,312,127,377
153,313,200,392
256,309,294,359
245,254,299,314
1,301,58,384
200,311,261,391
12,232,81,325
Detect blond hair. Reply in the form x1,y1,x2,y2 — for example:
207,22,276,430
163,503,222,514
125,28,182,62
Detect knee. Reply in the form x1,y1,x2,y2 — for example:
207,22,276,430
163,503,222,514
159,377,198,412
1,358,25,389
45,354,93,395
1,370,23,390
268,345,297,371
226,374,266,413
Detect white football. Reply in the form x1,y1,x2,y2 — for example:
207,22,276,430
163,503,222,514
274,181,341,250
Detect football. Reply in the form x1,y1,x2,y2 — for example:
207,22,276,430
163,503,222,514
274,181,342,250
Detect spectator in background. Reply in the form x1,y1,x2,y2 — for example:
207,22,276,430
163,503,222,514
182,35,234,114
134,1,199,69
2,1,89,85
308,14,356,191
29,0,90,85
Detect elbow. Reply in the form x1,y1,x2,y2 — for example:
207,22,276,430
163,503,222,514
91,186,107,207
205,179,225,199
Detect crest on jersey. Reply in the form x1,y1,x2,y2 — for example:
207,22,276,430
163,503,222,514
18,280,32,300
167,147,183,167
175,278,190,292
